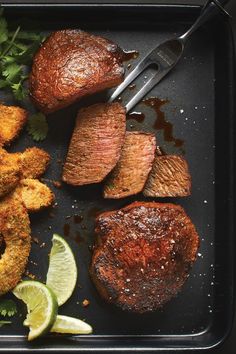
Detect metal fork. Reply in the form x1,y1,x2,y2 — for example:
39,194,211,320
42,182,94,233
109,0,230,112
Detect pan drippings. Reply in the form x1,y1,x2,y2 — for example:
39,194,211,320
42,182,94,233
143,97,184,148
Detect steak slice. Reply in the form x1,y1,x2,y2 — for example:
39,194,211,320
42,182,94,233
90,201,200,313
29,30,124,113
62,102,126,186
104,132,156,199
144,155,191,197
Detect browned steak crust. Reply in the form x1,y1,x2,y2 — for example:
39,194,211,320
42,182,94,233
144,155,191,197
62,102,126,186
29,30,124,113
90,201,200,313
104,132,156,199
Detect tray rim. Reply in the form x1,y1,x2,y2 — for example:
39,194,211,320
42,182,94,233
0,2,235,352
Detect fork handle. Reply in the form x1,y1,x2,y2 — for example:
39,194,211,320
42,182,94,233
179,0,230,43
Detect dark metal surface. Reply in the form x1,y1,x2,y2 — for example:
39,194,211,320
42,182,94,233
109,0,229,111
0,3,234,352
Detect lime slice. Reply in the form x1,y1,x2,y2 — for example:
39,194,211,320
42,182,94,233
46,234,77,306
50,315,92,334
13,280,58,341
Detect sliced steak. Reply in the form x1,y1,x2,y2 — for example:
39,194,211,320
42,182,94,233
104,132,156,199
29,30,124,113
90,201,200,313
62,102,126,186
144,155,191,197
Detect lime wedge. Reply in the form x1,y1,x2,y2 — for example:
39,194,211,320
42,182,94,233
12,280,58,341
50,315,92,334
46,234,77,306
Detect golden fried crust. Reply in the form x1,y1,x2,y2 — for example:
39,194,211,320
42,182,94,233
0,147,50,180
0,148,21,197
0,104,28,146
0,148,21,165
0,234,3,249
20,147,50,178
14,178,54,212
0,164,20,198
0,198,31,295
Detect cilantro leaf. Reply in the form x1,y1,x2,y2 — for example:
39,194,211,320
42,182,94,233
0,10,43,101
2,63,22,83
0,22,8,44
9,30,44,42
15,40,42,65
11,82,28,101
0,300,17,317
1,55,16,64
27,113,49,142
0,17,8,45
0,321,11,328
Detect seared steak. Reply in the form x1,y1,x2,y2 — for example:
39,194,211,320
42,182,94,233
62,102,126,186
29,30,124,113
104,132,156,199
90,201,200,313
144,155,191,197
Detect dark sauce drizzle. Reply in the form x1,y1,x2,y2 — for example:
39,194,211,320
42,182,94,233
63,223,70,237
143,97,184,148
75,231,84,244
74,215,83,224
63,221,85,245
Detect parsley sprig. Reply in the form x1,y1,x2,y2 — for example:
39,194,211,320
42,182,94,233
0,8,44,101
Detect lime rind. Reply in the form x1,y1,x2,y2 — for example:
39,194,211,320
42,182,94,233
13,280,58,341
50,315,92,334
46,234,78,306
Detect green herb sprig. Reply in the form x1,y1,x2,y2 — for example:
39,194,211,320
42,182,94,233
0,299,17,317
27,112,49,142
0,8,44,101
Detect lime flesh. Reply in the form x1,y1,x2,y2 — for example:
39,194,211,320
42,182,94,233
51,315,92,334
46,234,77,306
13,280,58,341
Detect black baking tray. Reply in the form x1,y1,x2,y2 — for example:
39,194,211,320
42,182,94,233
0,2,235,352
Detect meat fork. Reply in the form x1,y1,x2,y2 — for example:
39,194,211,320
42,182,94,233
109,0,230,112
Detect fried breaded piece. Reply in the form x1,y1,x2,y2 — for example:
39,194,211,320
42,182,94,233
0,198,31,295
0,148,21,165
0,147,8,161
19,147,50,178
0,164,20,198
0,234,3,250
0,148,21,197
0,104,28,146
0,147,50,179
14,178,54,212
